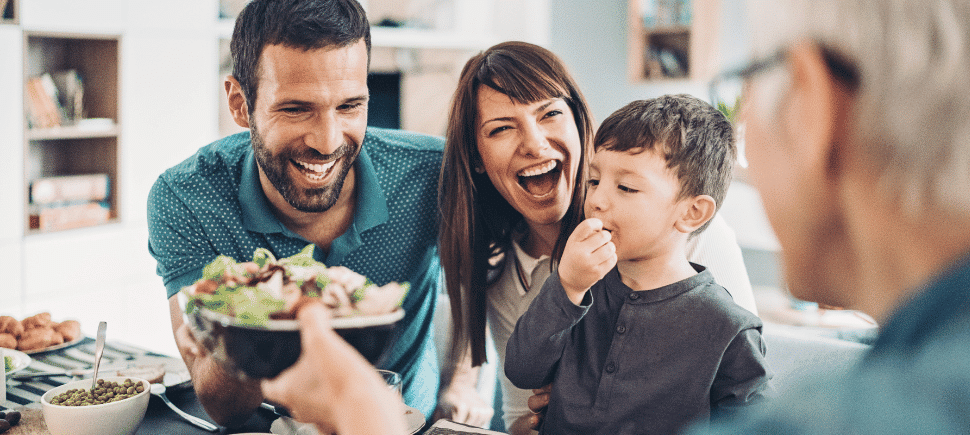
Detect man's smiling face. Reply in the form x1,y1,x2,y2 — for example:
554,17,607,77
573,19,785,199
249,41,369,213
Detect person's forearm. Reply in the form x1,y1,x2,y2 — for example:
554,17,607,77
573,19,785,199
170,295,262,427
447,347,481,390
191,356,264,427
329,379,407,435
505,274,586,389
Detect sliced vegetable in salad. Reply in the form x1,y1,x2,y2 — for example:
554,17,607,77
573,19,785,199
183,244,409,326
4,355,12,373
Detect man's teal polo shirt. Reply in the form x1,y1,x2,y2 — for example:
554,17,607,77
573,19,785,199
148,127,444,417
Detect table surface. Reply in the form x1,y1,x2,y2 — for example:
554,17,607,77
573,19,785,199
3,338,278,434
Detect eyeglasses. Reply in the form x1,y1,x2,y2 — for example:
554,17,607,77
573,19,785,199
708,50,787,117
708,46,859,118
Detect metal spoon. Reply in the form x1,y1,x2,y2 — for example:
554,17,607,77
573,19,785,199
150,383,219,432
10,365,127,380
91,321,107,390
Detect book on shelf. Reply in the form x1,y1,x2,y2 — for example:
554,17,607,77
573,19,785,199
30,174,110,205
25,70,85,129
51,69,84,123
26,75,62,129
29,201,111,232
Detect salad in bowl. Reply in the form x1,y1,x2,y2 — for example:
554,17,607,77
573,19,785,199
181,245,408,379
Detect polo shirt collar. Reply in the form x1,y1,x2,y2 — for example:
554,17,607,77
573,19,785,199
238,143,389,240
240,149,283,233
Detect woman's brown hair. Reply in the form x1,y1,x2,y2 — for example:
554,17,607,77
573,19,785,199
439,41,594,367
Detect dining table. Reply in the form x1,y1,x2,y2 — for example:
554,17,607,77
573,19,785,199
3,337,278,434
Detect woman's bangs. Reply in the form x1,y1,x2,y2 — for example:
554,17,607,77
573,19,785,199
477,56,567,104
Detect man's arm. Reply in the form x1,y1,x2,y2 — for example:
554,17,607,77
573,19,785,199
168,295,263,427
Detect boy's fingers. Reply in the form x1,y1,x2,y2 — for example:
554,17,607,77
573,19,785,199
591,241,616,264
571,218,604,242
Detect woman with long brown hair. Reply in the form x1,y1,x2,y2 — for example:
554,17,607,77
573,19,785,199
437,41,756,433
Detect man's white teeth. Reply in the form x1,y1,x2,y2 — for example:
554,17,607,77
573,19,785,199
296,160,336,180
518,161,557,177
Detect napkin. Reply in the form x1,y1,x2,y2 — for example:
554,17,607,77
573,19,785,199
270,416,323,435
269,405,426,435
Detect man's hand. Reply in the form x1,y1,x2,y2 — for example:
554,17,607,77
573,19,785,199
559,218,617,304
433,382,494,428
169,295,262,427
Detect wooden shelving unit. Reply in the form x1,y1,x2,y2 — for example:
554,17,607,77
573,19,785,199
627,0,719,83
23,32,121,234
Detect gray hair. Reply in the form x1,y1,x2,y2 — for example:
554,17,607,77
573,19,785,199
746,0,970,213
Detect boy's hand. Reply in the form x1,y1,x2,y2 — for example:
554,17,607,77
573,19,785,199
559,218,617,304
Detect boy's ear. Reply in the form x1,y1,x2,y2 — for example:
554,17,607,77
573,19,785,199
674,195,717,234
225,76,251,128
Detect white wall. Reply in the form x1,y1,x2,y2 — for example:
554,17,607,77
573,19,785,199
548,0,748,122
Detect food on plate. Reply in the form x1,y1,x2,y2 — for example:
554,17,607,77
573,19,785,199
0,313,82,351
54,320,82,342
0,333,15,349
48,378,145,407
0,316,24,336
183,244,409,326
21,312,52,330
3,355,12,372
18,327,61,351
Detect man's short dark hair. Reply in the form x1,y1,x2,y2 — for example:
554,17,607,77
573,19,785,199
230,0,371,113
593,94,736,235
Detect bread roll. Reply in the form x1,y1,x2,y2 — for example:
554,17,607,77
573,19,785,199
0,316,24,337
0,332,16,349
21,312,53,330
17,327,55,351
54,320,81,342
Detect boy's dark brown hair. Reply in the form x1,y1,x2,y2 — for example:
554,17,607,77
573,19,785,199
593,94,736,235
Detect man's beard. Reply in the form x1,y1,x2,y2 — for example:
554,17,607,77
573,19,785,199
251,123,360,213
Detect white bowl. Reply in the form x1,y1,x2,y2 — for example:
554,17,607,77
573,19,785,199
41,376,151,435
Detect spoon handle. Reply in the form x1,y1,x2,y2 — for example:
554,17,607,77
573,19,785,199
91,321,107,390
158,391,220,432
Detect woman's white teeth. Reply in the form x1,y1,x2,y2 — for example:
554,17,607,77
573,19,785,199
518,161,557,177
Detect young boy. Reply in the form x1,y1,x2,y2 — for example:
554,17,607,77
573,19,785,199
505,95,772,435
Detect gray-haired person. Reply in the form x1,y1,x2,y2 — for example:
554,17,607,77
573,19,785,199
689,0,970,432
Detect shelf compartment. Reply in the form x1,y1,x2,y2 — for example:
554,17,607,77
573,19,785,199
627,0,719,83
23,31,121,234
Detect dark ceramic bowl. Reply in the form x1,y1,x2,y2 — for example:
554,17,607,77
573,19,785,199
181,295,404,380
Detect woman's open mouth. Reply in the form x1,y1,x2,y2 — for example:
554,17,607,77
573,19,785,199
294,159,338,182
517,160,562,197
